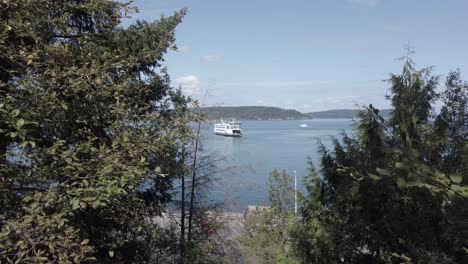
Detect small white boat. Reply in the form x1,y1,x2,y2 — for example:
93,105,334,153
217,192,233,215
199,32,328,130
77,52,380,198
299,123,309,128
214,119,243,137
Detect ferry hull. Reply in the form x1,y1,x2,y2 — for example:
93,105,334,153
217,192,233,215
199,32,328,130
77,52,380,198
215,132,242,137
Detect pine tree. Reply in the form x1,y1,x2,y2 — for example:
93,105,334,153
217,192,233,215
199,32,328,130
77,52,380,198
294,56,468,263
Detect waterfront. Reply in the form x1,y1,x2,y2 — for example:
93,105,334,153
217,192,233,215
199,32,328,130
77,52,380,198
199,119,354,210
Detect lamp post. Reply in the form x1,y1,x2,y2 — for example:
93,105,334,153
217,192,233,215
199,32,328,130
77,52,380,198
293,170,297,216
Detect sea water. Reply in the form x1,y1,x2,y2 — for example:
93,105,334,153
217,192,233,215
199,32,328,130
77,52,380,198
196,119,353,210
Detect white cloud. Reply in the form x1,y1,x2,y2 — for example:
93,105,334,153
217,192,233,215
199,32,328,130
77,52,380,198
201,54,221,63
174,75,201,96
347,0,378,8
189,78,390,112
254,99,277,107
178,44,192,53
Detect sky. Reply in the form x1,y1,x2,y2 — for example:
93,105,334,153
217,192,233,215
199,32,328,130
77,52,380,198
124,0,468,112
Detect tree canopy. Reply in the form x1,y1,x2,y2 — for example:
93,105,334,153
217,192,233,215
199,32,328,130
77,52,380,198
294,57,468,263
0,1,192,263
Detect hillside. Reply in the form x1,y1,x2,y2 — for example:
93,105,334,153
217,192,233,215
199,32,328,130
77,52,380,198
199,107,393,120
306,109,392,119
200,106,309,120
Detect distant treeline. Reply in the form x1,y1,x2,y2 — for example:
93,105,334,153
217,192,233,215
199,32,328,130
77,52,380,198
199,106,309,120
306,108,392,119
198,106,392,120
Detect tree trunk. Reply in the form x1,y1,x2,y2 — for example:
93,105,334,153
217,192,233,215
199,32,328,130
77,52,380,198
187,121,201,241
179,146,186,261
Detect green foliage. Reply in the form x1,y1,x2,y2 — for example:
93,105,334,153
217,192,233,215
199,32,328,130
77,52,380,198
239,209,299,264
268,169,296,213
0,1,193,263
238,169,301,263
294,56,468,263
434,70,468,182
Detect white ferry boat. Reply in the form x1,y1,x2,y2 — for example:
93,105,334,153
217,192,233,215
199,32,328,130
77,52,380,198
214,119,243,137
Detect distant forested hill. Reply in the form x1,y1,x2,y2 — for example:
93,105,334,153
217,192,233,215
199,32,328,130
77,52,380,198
198,106,392,120
200,106,309,120
306,109,392,119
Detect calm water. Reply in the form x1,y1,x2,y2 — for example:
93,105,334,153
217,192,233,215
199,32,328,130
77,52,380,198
197,119,353,210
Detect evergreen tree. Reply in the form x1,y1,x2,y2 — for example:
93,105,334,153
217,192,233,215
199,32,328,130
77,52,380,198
294,57,468,263
0,1,191,262
434,70,468,181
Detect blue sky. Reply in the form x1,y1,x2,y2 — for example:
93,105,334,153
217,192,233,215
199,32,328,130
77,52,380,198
125,0,468,112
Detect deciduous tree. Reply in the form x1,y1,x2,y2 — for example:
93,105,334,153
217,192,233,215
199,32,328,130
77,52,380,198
0,1,191,263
